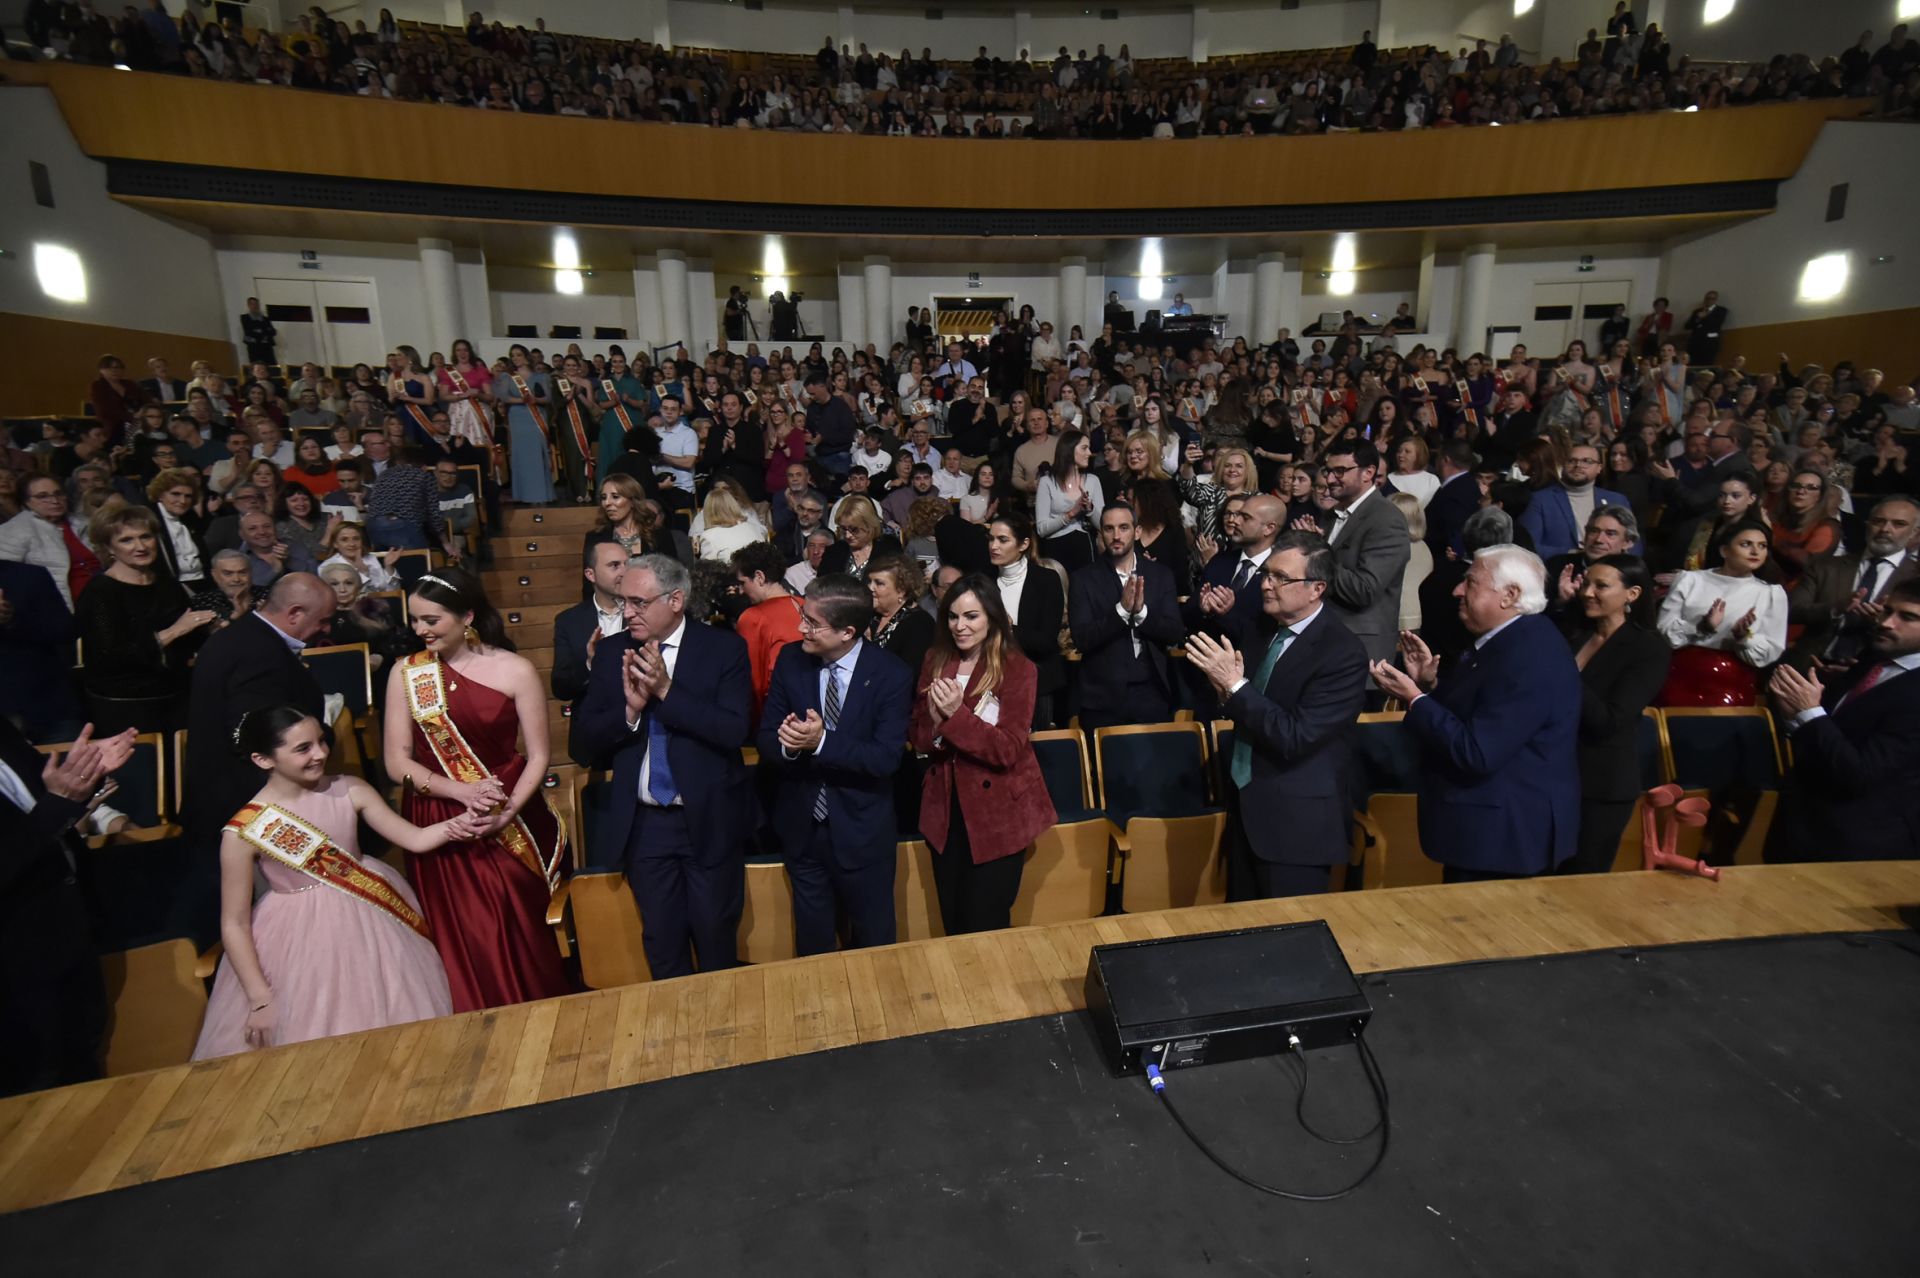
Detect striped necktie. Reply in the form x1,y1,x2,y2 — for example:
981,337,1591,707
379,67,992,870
813,661,843,820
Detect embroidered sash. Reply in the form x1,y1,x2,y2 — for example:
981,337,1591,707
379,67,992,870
1655,362,1675,429
445,368,493,451
511,374,551,443
1456,375,1481,432
392,377,436,439
601,378,638,437
401,653,563,893
554,377,597,486
1599,363,1625,428
228,801,431,939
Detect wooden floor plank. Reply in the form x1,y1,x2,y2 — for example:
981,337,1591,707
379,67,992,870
4,861,1915,1214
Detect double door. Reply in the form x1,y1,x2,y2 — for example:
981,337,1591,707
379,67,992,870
1515,279,1632,358
251,277,386,369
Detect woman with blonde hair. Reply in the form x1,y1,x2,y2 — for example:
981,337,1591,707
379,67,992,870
319,520,403,591
1176,444,1257,544
1386,435,1439,507
75,500,216,734
820,499,897,579
594,473,657,557
1387,490,1432,632
692,483,764,562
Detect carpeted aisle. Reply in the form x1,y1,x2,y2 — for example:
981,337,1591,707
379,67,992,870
5,933,1918,1277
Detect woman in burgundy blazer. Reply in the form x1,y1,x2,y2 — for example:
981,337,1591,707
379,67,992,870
909,572,1058,934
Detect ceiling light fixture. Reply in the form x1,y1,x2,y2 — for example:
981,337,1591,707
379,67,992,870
1797,252,1847,303
552,230,580,270
555,269,584,295
34,243,86,303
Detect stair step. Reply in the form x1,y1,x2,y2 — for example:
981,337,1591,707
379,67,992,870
499,601,569,631
501,505,602,536
483,568,583,594
485,583,579,609
487,537,582,562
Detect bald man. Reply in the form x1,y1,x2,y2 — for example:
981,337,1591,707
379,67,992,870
1186,492,1286,650
180,572,337,940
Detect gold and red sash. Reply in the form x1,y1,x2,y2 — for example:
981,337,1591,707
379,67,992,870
511,374,551,443
554,377,597,485
1456,376,1481,432
401,653,563,894
392,375,436,438
601,378,637,437
228,801,431,939
1600,363,1625,427
445,368,493,451
1656,362,1674,429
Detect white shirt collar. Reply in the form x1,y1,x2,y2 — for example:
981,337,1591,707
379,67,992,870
257,612,307,653
1336,483,1375,516
1893,652,1920,672
827,638,863,678
1241,544,1274,571
1279,603,1323,636
1473,613,1524,650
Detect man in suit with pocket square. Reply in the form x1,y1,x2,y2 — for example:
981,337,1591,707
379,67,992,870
757,574,914,955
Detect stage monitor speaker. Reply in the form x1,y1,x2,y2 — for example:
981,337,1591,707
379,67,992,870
549,325,583,340
1084,920,1371,1076
506,325,538,338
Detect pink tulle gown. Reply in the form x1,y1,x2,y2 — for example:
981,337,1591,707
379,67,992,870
192,776,452,1060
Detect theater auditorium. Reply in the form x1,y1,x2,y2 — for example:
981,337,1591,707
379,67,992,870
1,0,1918,1271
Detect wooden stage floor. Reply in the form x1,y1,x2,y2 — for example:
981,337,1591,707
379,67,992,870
2,861,1916,1216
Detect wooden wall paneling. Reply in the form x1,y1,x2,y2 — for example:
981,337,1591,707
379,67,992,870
1718,307,1920,384
0,312,238,417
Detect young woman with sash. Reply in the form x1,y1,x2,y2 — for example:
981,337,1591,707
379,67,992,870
596,351,648,476
498,343,556,505
1594,338,1641,438
550,357,598,504
435,338,495,453
192,707,477,1059
383,567,574,1011
384,348,438,446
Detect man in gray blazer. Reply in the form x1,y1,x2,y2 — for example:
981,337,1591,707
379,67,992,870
1315,440,1410,693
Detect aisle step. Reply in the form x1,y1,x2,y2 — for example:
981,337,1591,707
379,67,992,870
501,505,601,536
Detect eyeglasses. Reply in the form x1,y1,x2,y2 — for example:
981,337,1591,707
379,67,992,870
1264,573,1316,587
1319,464,1360,479
622,592,677,612
797,614,843,635
1786,482,1823,493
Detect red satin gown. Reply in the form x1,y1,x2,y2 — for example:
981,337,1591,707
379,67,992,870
403,669,574,1012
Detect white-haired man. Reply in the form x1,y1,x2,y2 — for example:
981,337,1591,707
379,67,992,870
1371,544,1581,881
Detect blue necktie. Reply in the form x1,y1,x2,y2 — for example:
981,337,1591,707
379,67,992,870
645,641,679,804
1230,626,1293,789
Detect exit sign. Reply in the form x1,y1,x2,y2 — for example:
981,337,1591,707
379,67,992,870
968,272,981,288
1577,255,1595,272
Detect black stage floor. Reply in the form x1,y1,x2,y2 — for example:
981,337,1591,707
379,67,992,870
8,933,1920,1277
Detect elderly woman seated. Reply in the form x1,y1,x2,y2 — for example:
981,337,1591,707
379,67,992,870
317,561,419,678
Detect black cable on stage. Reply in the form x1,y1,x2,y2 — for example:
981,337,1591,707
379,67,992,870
1145,1035,1391,1201
1283,1040,1383,1146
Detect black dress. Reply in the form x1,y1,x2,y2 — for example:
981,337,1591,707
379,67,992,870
74,572,196,735
1561,622,1672,874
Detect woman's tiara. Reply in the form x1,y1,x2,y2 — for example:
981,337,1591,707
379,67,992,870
418,574,456,591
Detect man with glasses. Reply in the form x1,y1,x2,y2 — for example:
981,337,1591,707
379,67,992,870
1315,440,1411,682
1518,440,1633,559
782,494,830,564
1652,418,1756,568
570,553,754,980
1186,532,1367,897
1787,495,1920,669
757,573,913,955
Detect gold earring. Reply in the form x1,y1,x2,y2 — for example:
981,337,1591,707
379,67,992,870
465,625,480,647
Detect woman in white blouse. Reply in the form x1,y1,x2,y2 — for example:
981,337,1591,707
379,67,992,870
317,521,403,592
1033,430,1104,573
1654,518,1789,707
1385,436,1441,507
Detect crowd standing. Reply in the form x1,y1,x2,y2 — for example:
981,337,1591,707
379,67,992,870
21,4,1920,133
7,275,1920,1097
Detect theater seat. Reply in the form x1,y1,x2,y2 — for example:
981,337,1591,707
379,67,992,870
894,840,941,940
1661,707,1783,865
1211,719,1369,892
1349,712,1438,887
1015,730,1112,926
739,860,795,964
546,870,650,990
1094,723,1226,913
1612,708,1675,871
98,938,215,1075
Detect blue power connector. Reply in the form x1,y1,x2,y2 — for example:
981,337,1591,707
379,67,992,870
1145,1062,1166,1093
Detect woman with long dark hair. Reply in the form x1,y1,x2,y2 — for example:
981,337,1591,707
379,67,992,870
381,566,572,1011
1654,519,1788,706
1034,428,1104,573
1559,554,1671,873
1769,465,1842,591
987,511,1066,727
909,573,1056,934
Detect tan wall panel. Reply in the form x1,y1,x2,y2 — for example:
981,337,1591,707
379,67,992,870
1718,307,1920,385
7,64,1863,212
0,312,238,418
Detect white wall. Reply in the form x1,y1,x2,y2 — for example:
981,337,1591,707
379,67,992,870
0,88,226,339
1660,119,1920,331
1207,0,1378,60
489,264,637,340
1653,0,1894,64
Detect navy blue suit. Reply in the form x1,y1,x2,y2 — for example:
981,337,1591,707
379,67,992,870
757,640,913,954
1407,611,1581,876
1424,471,1481,559
1769,661,1920,863
569,620,755,978
1518,484,1633,559
0,562,83,742
1183,547,1266,650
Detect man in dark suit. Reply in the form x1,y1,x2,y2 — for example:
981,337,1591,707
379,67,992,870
0,720,135,1096
756,574,913,955
1767,579,1920,862
1517,440,1634,559
1186,493,1284,649
182,573,335,937
1683,290,1728,366
1070,502,1185,729
0,561,85,743
570,553,754,979
1371,545,1580,881
1317,440,1411,676
139,357,188,404
1786,495,1920,668
551,538,627,703
1187,532,1368,898
1650,419,1756,564
1476,387,1538,474
1423,441,1483,559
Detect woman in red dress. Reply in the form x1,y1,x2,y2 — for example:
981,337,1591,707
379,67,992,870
382,566,573,1011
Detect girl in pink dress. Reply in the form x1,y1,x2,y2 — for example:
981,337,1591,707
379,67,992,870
192,708,485,1060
